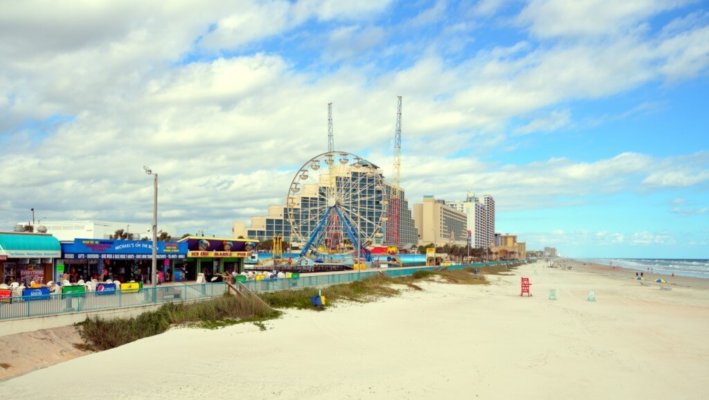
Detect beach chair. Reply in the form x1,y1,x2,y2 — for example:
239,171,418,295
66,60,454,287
521,277,532,296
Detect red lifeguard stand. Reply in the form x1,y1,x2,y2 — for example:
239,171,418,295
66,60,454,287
521,277,532,296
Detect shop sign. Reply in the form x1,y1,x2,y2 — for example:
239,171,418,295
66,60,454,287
121,282,141,293
184,238,250,253
22,287,51,301
5,250,60,258
20,267,44,284
61,285,86,299
96,283,117,295
187,250,249,258
188,251,212,257
0,289,12,303
62,239,188,259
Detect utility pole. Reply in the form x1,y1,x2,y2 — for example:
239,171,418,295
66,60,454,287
143,166,158,287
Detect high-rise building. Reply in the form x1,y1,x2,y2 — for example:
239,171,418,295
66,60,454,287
413,196,468,247
234,177,417,249
384,186,418,248
483,195,495,248
446,192,496,248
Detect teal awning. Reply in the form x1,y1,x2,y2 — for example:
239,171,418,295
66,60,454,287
0,233,61,258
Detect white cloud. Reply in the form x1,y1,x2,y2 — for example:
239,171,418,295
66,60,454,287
199,2,294,51
469,0,507,17
0,1,708,238
642,151,709,187
324,25,386,62
671,197,709,216
644,170,709,187
514,109,571,135
296,0,394,22
149,55,289,104
631,231,676,245
517,0,687,39
657,24,709,80
409,0,448,26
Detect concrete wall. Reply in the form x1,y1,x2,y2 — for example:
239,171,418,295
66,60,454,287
0,294,217,337
0,304,163,337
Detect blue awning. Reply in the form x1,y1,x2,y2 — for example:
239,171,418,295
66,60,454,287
0,233,61,258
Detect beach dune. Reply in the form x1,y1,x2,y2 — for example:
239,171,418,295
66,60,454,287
2,260,708,399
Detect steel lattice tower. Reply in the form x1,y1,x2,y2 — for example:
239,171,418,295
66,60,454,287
387,96,402,247
328,102,334,152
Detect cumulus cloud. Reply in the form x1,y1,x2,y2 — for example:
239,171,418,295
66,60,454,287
514,109,572,135
517,0,689,39
0,0,708,240
670,198,709,216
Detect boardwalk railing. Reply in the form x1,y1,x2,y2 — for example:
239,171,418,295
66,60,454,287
0,261,523,321
0,283,226,321
240,261,519,293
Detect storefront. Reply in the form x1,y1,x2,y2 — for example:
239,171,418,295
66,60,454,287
0,232,61,285
59,239,187,283
179,236,257,281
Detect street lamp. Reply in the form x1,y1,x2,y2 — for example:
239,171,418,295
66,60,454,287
143,166,158,287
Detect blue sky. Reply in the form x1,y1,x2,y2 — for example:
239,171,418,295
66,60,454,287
0,0,707,258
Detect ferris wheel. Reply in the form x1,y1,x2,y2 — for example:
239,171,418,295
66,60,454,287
285,151,388,261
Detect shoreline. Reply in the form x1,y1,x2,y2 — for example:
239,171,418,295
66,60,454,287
570,257,709,280
564,258,709,290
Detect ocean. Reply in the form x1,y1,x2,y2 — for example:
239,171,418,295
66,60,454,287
588,258,709,280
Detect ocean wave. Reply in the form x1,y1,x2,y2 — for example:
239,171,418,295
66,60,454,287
586,258,709,279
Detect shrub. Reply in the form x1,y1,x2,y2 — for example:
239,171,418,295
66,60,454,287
77,293,278,351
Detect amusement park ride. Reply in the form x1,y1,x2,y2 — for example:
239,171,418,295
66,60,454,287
284,150,386,265
272,99,405,270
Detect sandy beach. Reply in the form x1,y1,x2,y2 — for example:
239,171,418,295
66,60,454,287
2,260,708,399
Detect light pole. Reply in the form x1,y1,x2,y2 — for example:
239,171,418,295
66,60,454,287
143,166,158,287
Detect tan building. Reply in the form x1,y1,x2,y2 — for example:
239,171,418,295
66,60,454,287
492,234,527,260
413,196,468,247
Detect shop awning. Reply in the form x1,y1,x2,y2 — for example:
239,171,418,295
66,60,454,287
0,233,61,258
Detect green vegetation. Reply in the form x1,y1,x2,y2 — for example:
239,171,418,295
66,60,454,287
77,293,279,351
260,269,488,309
475,264,518,276
77,266,508,351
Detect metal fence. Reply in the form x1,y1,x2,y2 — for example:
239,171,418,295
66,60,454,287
0,283,227,321
1,261,522,320
241,261,518,293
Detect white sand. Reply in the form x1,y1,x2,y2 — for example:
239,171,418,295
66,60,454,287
2,261,708,399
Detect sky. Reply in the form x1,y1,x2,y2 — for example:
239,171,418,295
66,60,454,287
0,0,707,258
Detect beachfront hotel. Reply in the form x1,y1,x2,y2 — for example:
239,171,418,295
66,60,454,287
413,195,468,247
446,193,496,249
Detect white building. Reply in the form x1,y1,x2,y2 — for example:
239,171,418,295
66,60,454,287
16,220,176,242
446,193,496,249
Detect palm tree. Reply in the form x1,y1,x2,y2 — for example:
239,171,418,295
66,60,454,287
157,231,172,241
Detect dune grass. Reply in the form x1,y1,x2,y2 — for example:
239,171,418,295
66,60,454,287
77,266,515,351
77,293,279,351
260,268,489,310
